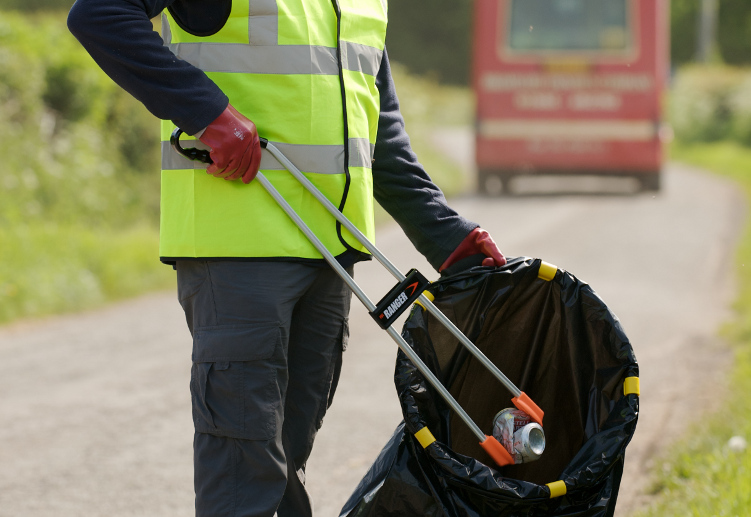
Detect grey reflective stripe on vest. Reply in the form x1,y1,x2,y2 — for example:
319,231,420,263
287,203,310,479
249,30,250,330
163,2,383,77
167,41,381,76
341,41,382,77
161,12,173,45
249,0,278,46
168,42,339,75
349,138,375,169
162,138,374,172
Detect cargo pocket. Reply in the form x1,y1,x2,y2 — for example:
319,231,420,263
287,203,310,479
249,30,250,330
190,324,282,441
315,319,349,430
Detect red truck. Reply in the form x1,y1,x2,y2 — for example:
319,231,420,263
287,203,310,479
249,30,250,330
472,0,669,194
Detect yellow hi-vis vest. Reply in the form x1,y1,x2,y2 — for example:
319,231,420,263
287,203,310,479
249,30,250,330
159,0,387,260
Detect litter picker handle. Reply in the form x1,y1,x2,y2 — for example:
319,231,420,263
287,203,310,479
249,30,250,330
170,128,544,440
260,139,544,426
169,128,269,164
169,127,518,466
170,128,544,425
253,166,513,466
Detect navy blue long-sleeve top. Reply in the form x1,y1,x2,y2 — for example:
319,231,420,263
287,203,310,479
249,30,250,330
67,0,477,271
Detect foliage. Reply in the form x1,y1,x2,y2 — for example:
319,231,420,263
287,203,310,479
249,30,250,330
717,0,751,65
672,0,751,66
386,0,472,85
0,12,170,324
0,225,172,322
635,140,751,516
669,65,751,145
0,12,161,228
0,0,72,11
670,0,699,67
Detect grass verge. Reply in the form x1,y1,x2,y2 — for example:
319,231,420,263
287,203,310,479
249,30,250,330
0,10,169,326
634,140,751,516
0,224,174,324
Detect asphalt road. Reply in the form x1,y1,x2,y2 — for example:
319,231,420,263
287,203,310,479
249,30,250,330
0,162,744,516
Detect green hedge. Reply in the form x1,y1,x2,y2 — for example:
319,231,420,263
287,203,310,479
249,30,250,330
669,65,751,146
386,0,473,85
0,12,171,323
717,0,751,65
0,225,170,321
0,12,160,228
0,0,72,11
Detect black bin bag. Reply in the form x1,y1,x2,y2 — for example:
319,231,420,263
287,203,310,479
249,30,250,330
340,257,639,517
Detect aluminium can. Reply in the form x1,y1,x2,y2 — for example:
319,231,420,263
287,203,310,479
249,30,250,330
492,408,546,464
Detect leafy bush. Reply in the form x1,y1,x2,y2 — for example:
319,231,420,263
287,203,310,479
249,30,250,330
717,0,751,66
729,76,751,146
670,0,699,67
0,0,73,11
386,0,472,85
0,12,160,228
669,65,751,145
0,224,172,322
0,12,169,324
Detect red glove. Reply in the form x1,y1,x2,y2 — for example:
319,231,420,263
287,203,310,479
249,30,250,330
439,228,506,272
198,104,262,184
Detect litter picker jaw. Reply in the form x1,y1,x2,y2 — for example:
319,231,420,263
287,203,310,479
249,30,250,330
512,392,544,426
170,128,545,467
480,435,515,467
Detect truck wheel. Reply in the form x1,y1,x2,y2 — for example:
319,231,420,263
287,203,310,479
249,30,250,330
483,175,503,196
480,174,512,196
638,173,661,192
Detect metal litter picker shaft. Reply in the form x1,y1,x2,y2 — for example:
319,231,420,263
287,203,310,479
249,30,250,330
171,130,545,467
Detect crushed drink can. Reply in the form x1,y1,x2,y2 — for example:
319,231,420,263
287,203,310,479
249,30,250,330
492,408,546,464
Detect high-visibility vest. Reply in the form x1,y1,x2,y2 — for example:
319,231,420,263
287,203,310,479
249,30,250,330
159,0,387,261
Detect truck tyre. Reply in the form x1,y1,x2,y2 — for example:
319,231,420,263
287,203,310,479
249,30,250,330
638,173,661,192
480,173,513,196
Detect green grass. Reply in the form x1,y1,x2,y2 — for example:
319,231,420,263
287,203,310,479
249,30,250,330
634,140,751,516
0,224,174,323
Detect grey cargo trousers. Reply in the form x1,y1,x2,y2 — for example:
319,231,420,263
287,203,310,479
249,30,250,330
176,260,353,517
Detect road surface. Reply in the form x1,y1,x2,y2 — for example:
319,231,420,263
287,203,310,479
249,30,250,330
0,162,744,516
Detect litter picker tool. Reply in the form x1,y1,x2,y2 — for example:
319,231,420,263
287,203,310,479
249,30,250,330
171,129,545,466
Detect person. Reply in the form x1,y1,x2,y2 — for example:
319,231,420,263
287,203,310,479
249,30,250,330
67,1,507,516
